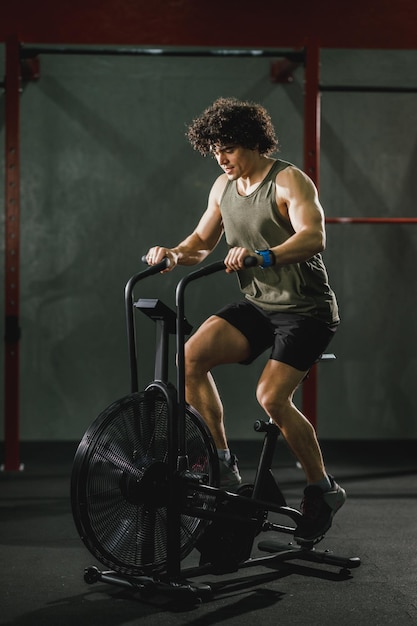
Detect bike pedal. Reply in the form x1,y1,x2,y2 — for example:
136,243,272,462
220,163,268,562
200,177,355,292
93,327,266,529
181,469,209,485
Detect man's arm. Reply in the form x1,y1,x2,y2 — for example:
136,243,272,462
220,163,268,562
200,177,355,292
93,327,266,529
271,166,326,265
223,166,327,272
145,174,226,270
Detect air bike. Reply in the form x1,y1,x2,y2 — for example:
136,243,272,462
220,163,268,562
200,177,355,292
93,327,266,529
71,257,360,604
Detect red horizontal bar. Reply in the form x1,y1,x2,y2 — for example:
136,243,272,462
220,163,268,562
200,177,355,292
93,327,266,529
326,217,417,224
1,0,417,50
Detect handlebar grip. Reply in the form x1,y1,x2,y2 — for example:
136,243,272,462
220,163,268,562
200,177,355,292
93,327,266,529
141,254,257,271
243,255,259,268
141,255,171,270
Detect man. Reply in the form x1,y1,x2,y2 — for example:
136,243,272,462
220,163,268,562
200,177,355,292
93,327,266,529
145,97,345,544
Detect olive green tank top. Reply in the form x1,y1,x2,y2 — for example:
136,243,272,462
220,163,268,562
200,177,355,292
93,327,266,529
219,159,339,324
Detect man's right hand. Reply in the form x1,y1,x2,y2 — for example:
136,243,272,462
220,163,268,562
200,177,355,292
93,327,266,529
145,246,178,272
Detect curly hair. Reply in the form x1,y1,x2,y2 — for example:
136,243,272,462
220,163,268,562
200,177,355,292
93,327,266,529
186,97,279,156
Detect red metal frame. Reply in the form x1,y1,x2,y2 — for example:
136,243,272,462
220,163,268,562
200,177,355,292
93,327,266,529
1,1,417,49
302,41,321,430
326,218,417,224
3,36,22,471
2,1,417,464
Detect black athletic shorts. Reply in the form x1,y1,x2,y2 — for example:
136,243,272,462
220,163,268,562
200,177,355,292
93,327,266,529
215,300,338,372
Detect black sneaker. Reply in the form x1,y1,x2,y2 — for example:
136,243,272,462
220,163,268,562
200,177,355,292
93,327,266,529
219,454,242,489
294,476,346,545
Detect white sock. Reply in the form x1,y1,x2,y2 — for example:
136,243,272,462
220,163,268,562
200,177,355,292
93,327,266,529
217,448,231,463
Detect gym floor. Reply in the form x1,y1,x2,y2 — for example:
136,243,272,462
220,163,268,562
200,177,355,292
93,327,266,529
1,439,416,626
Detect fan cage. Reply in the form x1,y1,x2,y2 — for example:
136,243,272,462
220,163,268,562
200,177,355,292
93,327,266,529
71,390,218,575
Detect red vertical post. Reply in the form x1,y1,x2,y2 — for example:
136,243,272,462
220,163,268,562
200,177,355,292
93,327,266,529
302,40,321,430
3,36,22,471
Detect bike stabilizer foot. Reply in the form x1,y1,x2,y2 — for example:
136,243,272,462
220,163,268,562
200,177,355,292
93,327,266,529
83,566,213,604
257,540,361,573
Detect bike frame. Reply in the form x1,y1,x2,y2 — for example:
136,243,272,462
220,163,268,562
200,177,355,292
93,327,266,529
108,257,360,592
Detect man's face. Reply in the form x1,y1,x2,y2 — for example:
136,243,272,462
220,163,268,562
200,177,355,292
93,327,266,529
211,144,257,180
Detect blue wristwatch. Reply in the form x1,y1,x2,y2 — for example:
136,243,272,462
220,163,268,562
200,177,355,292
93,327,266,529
255,249,275,269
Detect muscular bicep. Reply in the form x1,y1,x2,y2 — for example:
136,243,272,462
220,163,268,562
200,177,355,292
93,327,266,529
194,204,223,250
278,167,325,241
272,166,326,262
174,176,225,264
194,174,226,249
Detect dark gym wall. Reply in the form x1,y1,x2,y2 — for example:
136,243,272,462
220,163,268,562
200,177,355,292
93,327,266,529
0,46,416,441
318,50,417,439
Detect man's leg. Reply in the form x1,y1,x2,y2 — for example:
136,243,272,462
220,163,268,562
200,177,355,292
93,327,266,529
184,315,251,448
256,359,325,482
256,359,346,542
184,315,251,487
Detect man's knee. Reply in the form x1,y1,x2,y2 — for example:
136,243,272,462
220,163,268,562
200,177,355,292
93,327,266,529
184,339,206,376
256,381,289,417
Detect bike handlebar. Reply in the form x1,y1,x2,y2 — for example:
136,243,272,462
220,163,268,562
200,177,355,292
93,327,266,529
243,255,258,268
174,254,258,430
127,253,259,432
140,255,171,271
141,254,258,273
